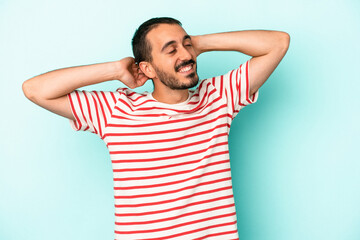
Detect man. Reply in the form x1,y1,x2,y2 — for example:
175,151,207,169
23,17,289,240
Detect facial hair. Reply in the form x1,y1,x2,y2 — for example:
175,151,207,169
152,60,199,90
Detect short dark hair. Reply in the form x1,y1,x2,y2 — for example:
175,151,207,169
132,17,182,64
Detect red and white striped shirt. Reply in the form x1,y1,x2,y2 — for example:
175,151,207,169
68,59,259,240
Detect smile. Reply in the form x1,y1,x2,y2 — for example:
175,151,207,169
178,64,194,73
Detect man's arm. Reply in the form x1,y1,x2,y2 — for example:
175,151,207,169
191,30,290,95
22,57,148,120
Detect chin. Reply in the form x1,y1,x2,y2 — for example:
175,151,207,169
184,73,199,88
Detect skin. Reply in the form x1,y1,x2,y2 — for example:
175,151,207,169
22,22,290,120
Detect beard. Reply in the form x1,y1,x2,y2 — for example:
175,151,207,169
152,60,199,90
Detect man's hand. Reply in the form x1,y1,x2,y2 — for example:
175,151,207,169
117,57,149,89
189,35,204,57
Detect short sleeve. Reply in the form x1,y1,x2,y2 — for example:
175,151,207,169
67,90,118,138
211,59,259,118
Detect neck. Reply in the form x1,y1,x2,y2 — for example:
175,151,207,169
152,87,189,104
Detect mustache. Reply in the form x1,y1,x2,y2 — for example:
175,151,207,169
175,59,196,72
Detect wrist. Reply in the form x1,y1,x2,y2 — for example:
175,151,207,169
191,35,207,56
192,33,228,54
112,60,124,80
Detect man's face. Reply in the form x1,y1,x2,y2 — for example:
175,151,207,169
146,24,199,90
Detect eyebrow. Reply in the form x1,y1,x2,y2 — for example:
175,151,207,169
161,35,191,52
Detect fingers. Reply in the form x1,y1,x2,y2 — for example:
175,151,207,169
133,65,145,77
134,71,149,87
136,72,148,82
127,61,148,87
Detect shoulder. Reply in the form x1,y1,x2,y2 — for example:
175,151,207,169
115,87,154,107
116,87,147,98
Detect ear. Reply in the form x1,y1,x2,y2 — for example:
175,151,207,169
139,61,156,79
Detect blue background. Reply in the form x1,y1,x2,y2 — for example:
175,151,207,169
1,0,359,239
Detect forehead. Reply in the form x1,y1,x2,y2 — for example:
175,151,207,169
146,24,189,51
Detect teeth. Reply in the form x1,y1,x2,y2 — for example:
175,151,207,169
179,65,192,73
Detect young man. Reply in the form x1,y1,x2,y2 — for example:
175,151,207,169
23,17,289,240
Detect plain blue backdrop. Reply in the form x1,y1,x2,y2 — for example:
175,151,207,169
1,0,359,239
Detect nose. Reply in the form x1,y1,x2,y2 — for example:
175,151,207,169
178,45,192,61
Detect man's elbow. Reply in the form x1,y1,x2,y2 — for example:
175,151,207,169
22,79,32,99
278,32,290,51
22,78,40,103
269,32,290,57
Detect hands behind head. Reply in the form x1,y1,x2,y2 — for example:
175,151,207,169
189,35,203,57
117,57,149,89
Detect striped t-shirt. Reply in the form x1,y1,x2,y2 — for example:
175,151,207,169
68,59,259,240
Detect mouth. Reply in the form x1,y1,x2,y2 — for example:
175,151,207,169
177,63,195,75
